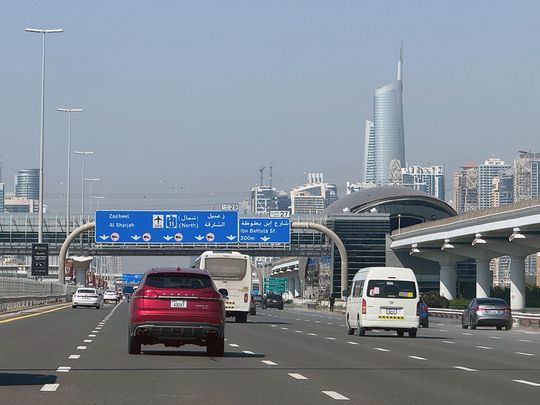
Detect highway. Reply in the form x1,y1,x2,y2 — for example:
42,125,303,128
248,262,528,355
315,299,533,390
1,303,540,404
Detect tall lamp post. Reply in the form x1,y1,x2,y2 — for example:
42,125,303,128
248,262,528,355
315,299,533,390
25,27,63,243
57,108,84,237
92,195,105,211
84,178,100,214
74,151,94,216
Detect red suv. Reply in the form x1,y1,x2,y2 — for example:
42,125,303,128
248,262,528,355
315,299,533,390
128,267,226,356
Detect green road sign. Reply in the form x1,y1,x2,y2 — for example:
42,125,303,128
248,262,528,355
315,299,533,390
264,277,288,293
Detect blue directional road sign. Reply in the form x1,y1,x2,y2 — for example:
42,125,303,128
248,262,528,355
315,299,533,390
95,210,239,244
238,218,290,243
122,273,144,284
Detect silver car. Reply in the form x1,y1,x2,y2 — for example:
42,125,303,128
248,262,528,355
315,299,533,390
461,297,512,330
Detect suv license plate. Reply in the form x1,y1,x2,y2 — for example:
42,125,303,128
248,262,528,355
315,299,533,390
386,309,397,315
170,300,187,308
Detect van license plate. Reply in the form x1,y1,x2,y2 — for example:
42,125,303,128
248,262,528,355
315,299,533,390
171,300,187,308
386,309,397,315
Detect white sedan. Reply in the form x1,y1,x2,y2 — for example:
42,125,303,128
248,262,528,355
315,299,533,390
103,290,119,303
72,288,102,309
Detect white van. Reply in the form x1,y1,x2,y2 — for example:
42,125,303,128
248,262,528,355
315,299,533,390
345,267,420,338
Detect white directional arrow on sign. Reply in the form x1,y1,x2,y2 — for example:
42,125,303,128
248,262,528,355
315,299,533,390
226,235,236,241
163,235,173,241
260,236,271,242
131,235,141,241
99,235,109,241
194,235,205,241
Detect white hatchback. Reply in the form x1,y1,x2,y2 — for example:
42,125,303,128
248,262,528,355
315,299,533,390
72,288,102,309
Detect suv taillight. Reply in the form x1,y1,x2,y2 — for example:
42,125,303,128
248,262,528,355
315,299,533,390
361,298,366,314
133,289,158,299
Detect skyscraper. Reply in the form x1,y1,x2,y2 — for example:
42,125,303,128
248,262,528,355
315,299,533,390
401,165,445,200
15,169,39,200
363,120,375,183
478,157,511,209
373,48,405,185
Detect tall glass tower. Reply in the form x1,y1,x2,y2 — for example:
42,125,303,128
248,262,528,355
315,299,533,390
373,48,405,185
15,169,39,199
363,120,375,183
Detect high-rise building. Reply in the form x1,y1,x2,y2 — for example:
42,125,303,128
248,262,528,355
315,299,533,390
363,120,375,183
492,173,514,207
401,165,445,200
0,183,4,212
290,173,338,215
478,157,511,209
514,151,540,200
452,164,478,214
249,186,278,214
15,169,39,200
373,48,405,185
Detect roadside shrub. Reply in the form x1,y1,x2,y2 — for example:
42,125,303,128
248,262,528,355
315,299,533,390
491,285,540,308
422,291,449,309
448,298,469,310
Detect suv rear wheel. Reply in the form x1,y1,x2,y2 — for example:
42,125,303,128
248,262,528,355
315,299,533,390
206,338,225,357
128,335,141,355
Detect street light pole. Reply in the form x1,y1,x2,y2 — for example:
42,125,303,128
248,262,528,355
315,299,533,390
74,151,94,216
26,27,63,243
84,178,100,214
57,108,84,237
92,195,105,211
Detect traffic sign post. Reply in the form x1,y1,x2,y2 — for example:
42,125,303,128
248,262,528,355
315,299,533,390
239,218,290,243
31,243,49,276
95,210,239,244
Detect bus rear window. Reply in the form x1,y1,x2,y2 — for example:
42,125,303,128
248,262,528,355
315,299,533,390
204,258,247,280
366,280,417,299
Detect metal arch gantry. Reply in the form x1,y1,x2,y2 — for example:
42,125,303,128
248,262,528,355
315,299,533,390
58,221,349,297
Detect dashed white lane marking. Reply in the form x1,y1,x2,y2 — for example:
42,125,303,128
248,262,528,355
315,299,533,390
326,337,336,340
432,323,444,326
519,339,532,343
243,350,255,355
515,352,535,356
295,330,303,333
476,346,492,350
229,344,239,347
453,366,477,372
322,391,349,400
57,366,71,373
88,334,96,337
289,373,308,380
347,341,359,345
262,360,277,365
77,346,87,350
92,330,99,333
513,379,540,387
490,336,502,339
461,333,473,336
374,348,389,352
68,355,80,359
308,333,318,336
408,356,427,360
442,341,455,344
95,327,102,330
41,384,59,392
271,325,277,327
295,318,301,321
84,340,92,343
327,323,333,325
438,329,448,332
280,327,288,330
314,321,321,323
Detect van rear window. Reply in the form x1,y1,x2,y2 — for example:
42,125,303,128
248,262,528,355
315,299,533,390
366,280,416,299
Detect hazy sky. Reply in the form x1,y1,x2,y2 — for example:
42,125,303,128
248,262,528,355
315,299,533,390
1,1,539,213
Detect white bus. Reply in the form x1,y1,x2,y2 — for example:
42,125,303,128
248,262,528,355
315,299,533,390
195,251,252,323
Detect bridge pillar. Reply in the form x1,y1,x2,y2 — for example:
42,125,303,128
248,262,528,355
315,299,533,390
58,222,96,283
439,261,456,300
510,256,526,311
475,259,491,298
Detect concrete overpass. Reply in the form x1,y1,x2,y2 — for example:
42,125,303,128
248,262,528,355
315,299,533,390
390,198,540,310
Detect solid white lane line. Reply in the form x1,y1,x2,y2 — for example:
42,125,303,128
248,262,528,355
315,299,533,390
519,339,533,343
476,346,492,350
289,373,308,380
56,366,71,373
68,355,80,359
515,352,535,356
229,344,239,347
322,391,349,400
453,366,477,372
347,341,359,345
513,379,540,387
308,333,318,336
490,336,502,339
326,337,336,340
374,348,389,352
461,333,473,336
262,360,277,365
41,384,59,392
408,356,427,360
442,341,455,344
243,350,255,355
77,346,87,350
88,334,96,337
84,340,92,343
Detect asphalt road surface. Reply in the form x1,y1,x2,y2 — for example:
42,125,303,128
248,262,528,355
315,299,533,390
1,302,539,404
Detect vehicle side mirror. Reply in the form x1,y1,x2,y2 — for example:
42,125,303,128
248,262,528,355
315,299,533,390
218,288,229,298
342,289,350,298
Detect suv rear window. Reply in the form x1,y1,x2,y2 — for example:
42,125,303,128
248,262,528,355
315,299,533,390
145,273,213,289
366,280,417,299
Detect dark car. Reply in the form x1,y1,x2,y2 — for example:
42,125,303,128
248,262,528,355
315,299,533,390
262,293,284,310
128,267,226,356
418,297,429,328
461,297,512,330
